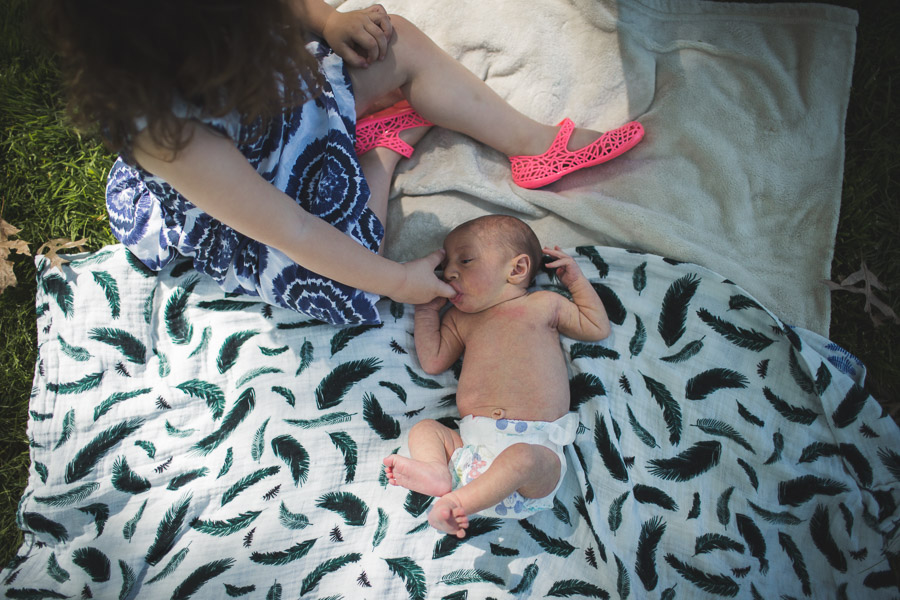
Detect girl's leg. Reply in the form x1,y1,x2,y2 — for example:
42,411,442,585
383,419,462,497
349,16,601,158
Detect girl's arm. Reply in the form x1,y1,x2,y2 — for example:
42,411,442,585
543,246,611,341
293,1,393,67
414,299,464,375
134,123,454,305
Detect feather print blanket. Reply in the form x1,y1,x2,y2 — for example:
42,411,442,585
2,244,898,599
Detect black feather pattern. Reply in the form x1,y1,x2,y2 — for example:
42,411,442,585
594,413,628,482
570,373,607,411
696,308,774,351
614,554,630,599
664,554,739,597
635,516,666,591
592,282,627,325
687,492,701,519
316,358,382,409
735,513,768,574
577,246,610,278
632,484,678,511
641,373,682,446
693,419,755,453
271,435,309,487
763,387,818,425
647,441,721,482
72,547,111,583
88,327,147,363
164,276,200,345
432,516,501,559
608,491,630,533
404,491,433,517
112,456,151,494
145,493,192,566
657,273,700,347
316,491,369,526
831,383,869,428
65,418,144,484
328,431,357,483
694,533,745,556
627,405,658,449
778,532,811,596
170,558,235,600
877,447,900,482
717,486,735,527
659,337,705,363
764,431,784,465
736,401,765,427
737,458,759,490
629,315,646,357
192,387,255,455
519,519,576,557
810,504,847,572
777,475,850,507
685,368,748,400
330,324,382,356
383,557,426,600
216,330,258,373
362,393,400,440
747,501,802,525
633,261,647,294
23,512,69,542
569,342,620,361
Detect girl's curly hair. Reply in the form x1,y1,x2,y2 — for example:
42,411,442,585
39,0,323,158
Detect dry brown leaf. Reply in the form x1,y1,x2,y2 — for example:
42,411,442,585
36,238,89,271
825,261,900,326
0,218,32,294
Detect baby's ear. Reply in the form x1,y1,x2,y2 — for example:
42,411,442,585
508,254,531,285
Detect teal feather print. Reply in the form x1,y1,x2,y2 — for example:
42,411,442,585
633,261,647,294
433,517,501,559
217,330,259,373
72,546,111,582
145,546,189,584
143,286,157,325
251,418,270,461
657,273,700,347
547,578,608,598
633,484,678,511
328,431,357,483
47,552,70,583
363,393,400,440
373,508,389,548
112,456,151,494
58,333,91,361
404,491,433,517
831,383,868,428
236,366,283,389
614,554,630,599
295,339,314,375
520,519,575,557
594,413,628,482
315,357,382,409
576,246,610,278
737,458,759,490
35,482,99,507
198,298,262,311
164,276,200,344
763,387,818,424
46,371,104,395
809,504,847,572
608,491,630,533
626,405,657,449
125,249,157,277
635,516,666,591
77,503,109,538
316,491,368,526
647,441,721,481
156,349,170,377
188,325,212,359
41,272,74,317
569,342,620,361
439,568,505,586
248,539,316,566
271,385,295,407
23,512,69,542
170,558,235,600
34,462,48,483
331,323,382,356
693,419,755,453
509,562,538,595
640,373,682,446
659,337,705,363
192,387,255,455
65,417,144,483
190,510,261,537
29,410,52,422
694,533,745,556
278,501,310,530
167,467,209,490
176,380,226,420
384,557,427,600
685,368,748,400
259,344,289,356
592,282,627,325
570,372,607,412
747,500,802,525
404,364,442,389
271,435,310,486
88,327,147,363
122,499,147,542
300,553,363,595
221,466,280,506
736,513,769,573
777,475,850,507
663,554,739,597
53,408,76,449
217,447,233,479
716,487,735,527
778,531,811,596
736,401,764,427
629,315,646,358
696,308,774,351
379,380,408,404
94,387,152,421
145,493,192,566
165,420,195,438
119,559,136,600
284,412,354,429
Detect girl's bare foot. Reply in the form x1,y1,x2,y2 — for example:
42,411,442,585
383,454,452,497
429,493,469,538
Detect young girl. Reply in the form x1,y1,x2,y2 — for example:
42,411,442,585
42,0,643,324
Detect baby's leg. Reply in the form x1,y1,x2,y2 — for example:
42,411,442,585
431,442,560,536
383,419,461,497
348,16,602,159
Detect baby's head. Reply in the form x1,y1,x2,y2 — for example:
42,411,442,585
445,215,542,288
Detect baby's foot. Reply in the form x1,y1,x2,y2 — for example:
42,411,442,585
429,493,469,538
383,455,452,497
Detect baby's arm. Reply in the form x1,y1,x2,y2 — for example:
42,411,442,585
544,246,610,341
414,299,464,375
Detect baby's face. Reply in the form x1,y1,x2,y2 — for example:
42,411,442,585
441,229,515,313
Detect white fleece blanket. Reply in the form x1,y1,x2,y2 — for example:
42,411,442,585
333,0,858,336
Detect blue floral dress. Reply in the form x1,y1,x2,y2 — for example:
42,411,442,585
105,42,382,325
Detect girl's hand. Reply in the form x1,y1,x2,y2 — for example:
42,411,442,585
393,249,455,305
543,246,586,289
322,5,393,68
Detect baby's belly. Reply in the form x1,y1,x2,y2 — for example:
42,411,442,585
456,388,569,423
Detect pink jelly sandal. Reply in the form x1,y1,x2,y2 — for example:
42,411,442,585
354,100,433,158
509,119,644,189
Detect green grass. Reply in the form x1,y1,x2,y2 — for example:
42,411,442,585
1,0,898,576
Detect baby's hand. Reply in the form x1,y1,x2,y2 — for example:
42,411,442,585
543,246,586,289
393,249,455,305
322,5,393,68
